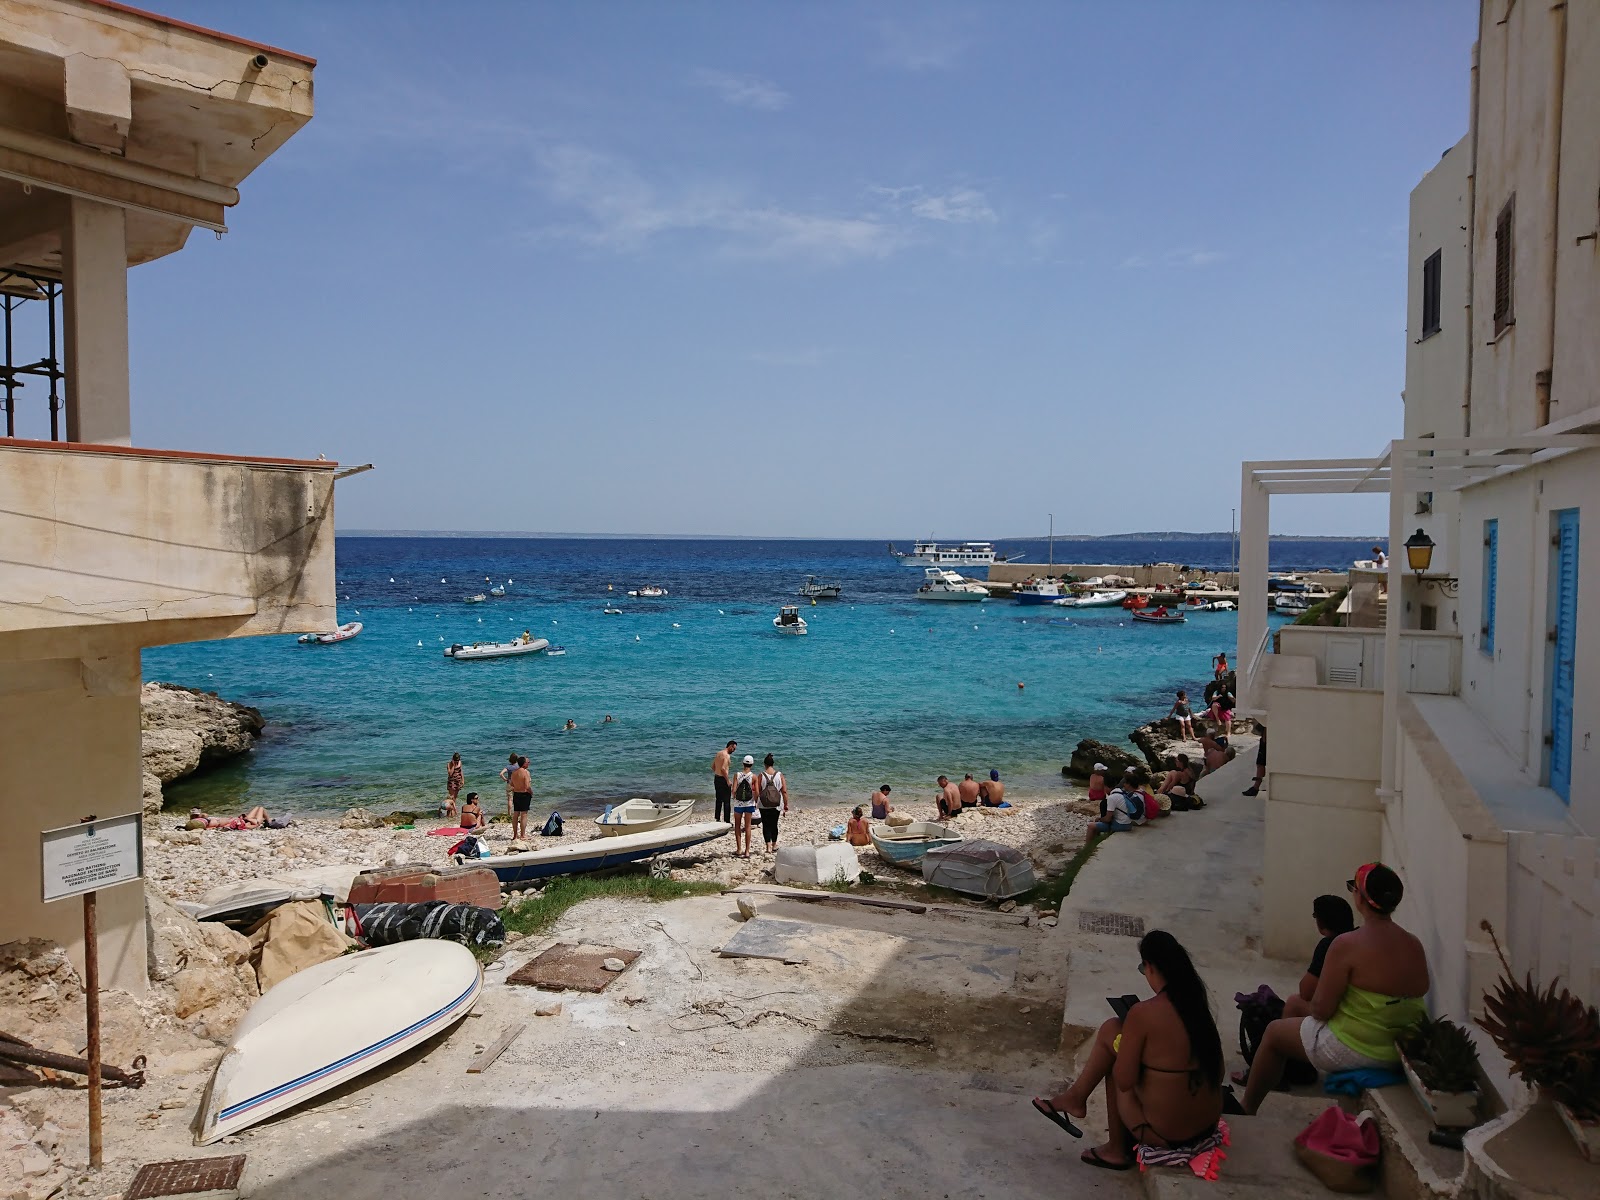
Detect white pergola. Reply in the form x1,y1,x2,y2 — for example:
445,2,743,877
1238,432,1600,794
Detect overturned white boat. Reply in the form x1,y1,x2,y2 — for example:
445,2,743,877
476,820,731,886
196,940,481,1144
444,637,549,659
922,840,1038,900
1053,590,1128,608
298,622,362,645
595,797,697,836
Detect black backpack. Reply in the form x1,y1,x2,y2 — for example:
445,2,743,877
736,776,753,804
1235,986,1318,1085
540,811,565,837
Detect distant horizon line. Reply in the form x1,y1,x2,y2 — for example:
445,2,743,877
338,528,1386,542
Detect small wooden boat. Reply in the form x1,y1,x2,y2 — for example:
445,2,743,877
774,605,808,634
463,594,487,604
196,941,481,1144
922,840,1037,900
594,797,696,836
869,820,962,866
1131,609,1187,624
298,621,362,645
475,821,731,886
444,637,549,659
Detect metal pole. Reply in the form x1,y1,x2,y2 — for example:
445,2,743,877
83,890,101,1170
47,282,60,441
3,295,14,438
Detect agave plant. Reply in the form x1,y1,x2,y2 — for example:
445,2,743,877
1478,921,1600,1121
1400,1017,1481,1095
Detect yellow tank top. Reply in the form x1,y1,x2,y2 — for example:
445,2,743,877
1326,984,1427,1062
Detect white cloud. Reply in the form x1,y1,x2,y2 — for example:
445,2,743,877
875,15,972,71
909,186,996,224
1120,248,1227,269
692,69,791,111
531,144,905,263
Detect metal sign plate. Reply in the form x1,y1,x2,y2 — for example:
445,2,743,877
41,813,143,903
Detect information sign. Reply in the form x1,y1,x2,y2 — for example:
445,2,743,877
41,813,143,903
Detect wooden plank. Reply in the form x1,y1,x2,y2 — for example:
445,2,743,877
724,885,927,913
466,1022,526,1074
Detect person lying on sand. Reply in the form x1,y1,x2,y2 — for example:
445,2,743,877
186,806,279,831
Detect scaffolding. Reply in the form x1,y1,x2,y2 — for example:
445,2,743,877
0,269,65,441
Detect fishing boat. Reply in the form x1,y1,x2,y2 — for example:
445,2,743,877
869,820,962,866
628,586,668,597
443,636,549,659
797,576,843,600
196,941,481,1144
1053,590,1128,608
1273,594,1312,616
474,821,731,886
1013,578,1064,605
297,621,362,645
594,797,697,836
1131,609,1187,624
773,605,808,635
888,541,999,569
916,567,989,601
463,594,487,604
546,645,567,657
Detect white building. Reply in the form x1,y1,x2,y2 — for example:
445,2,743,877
1238,0,1598,1044
0,1,334,991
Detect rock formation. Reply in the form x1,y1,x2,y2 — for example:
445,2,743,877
1062,738,1142,780
140,682,264,816
144,881,261,1033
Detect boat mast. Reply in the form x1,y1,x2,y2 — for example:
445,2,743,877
1048,513,1054,570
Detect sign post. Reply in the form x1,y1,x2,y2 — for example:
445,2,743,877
41,812,143,1171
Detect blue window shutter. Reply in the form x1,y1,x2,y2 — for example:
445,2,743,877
1549,510,1579,801
1482,520,1498,656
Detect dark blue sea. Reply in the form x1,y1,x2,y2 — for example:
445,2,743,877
144,535,1368,818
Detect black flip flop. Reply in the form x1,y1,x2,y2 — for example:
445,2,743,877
1031,1097,1083,1138
1080,1147,1134,1172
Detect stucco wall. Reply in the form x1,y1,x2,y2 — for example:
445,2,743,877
1456,450,1597,833
1261,684,1384,959
0,443,337,659
0,653,147,991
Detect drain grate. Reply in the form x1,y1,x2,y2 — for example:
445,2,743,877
1078,910,1146,937
126,1155,246,1199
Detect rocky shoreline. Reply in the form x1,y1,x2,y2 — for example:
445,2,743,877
140,683,264,816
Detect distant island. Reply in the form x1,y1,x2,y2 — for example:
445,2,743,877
1003,531,1383,543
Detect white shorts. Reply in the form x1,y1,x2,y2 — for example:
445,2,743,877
1299,1018,1394,1073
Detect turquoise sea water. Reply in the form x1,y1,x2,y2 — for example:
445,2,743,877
144,536,1344,819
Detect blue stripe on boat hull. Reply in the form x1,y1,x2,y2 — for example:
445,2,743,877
485,829,728,885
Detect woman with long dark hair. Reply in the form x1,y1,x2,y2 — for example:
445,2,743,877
1032,930,1225,1171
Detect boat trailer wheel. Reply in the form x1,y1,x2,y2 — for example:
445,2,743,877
649,855,672,880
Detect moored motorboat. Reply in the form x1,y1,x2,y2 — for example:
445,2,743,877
1013,579,1064,605
1189,599,1237,612
489,585,506,598
463,594,487,604
546,645,567,656
797,575,843,599
444,636,549,659
1131,608,1187,624
774,605,808,634
474,821,731,886
1053,590,1127,608
628,586,668,597
916,567,988,601
869,820,962,866
298,621,362,645
196,941,481,1144
603,606,623,615
595,797,697,836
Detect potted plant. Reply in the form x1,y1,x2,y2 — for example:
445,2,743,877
1398,1017,1482,1128
1478,921,1600,1162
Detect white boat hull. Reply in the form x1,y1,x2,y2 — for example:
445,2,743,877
595,798,697,836
1054,590,1128,608
444,638,549,659
299,621,362,645
917,589,986,601
197,941,481,1144
480,821,731,885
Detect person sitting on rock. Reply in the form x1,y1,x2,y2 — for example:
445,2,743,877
869,784,893,820
936,775,963,820
1167,691,1195,740
978,769,1007,806
1087,762,1110,810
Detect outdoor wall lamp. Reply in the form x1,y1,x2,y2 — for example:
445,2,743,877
1404,528,1435,574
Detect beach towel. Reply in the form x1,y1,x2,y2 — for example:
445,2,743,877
429,825,471,837
1136,1119,1229,1178
1323,1067,1405,1096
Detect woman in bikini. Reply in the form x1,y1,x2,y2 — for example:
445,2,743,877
1032,930,1225,1171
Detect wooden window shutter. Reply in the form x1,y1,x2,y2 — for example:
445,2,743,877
1493,197,1515,334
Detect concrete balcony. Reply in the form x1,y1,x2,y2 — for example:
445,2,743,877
0,438,337,659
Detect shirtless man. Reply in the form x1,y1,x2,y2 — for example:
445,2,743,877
958,773,981,808
711,740,737,825
507,756,533,840
982,770,1006,806
937,775,963,819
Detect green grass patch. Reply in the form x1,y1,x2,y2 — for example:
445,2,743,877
1029,835,1105,910
1294,585,1349,627
499,873,722,938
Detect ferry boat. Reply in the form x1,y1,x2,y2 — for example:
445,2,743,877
888,541,999,569
916,568,989,601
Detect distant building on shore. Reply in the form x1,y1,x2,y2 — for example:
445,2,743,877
1238,0,1598,1095
0,2,332,991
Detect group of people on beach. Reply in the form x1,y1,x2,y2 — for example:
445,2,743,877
711,741,788,857
1033,861,1430,1173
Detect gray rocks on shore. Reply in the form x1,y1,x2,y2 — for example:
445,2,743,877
141,682,265,816
1062,738,1142,780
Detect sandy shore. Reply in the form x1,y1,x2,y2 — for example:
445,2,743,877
145,793,1091,902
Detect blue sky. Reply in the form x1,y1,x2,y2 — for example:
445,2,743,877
116,1,1476,537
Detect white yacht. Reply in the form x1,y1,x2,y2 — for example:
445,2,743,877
889,541,998,569
916,568,989,601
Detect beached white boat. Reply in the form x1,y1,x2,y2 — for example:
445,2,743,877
476,821,731,886
774,605,808,634
916,567,988,601
889,540,999,569
443,637,549,659
298,621,362,645
922,840,1037,900
196,941,481,1144
628,586,668,597
869,820,962,866
595,797,696,836
1054,590,1127,608
797,576,843,599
